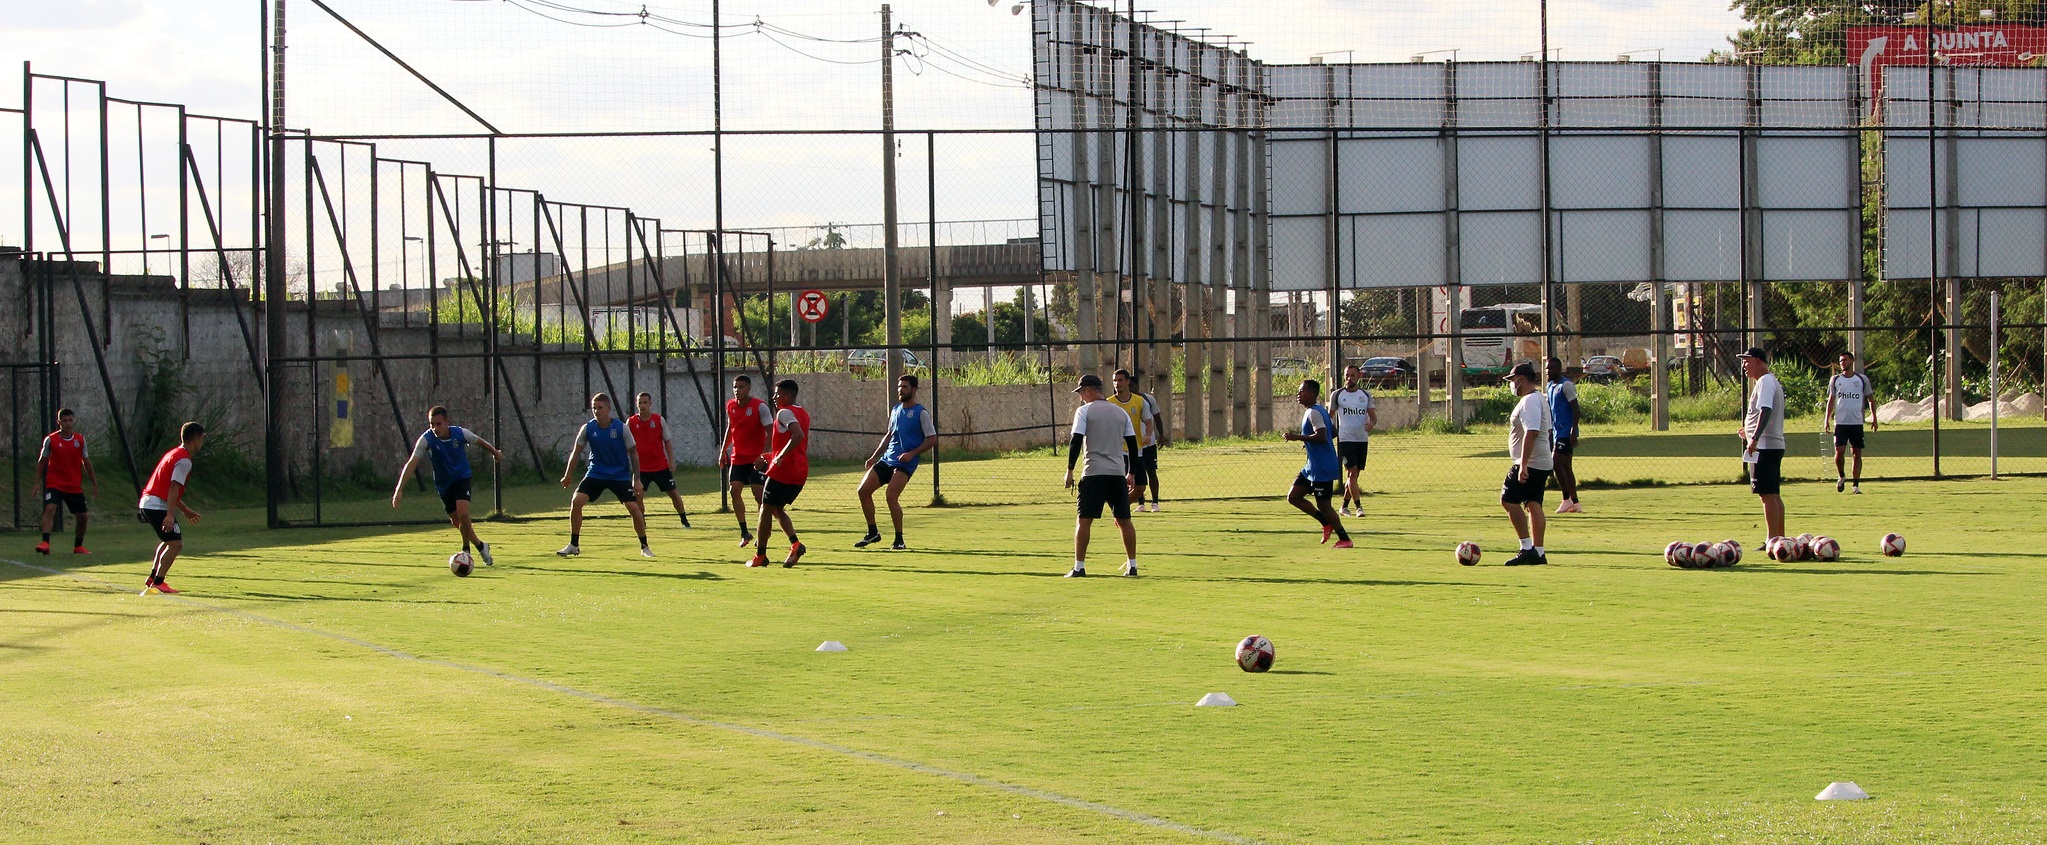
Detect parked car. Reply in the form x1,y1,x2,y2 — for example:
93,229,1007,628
844,347,928,371
1351,356,1418,388
1582,355,1628,383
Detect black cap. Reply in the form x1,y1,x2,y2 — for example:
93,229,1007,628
1508,361,1539,382
1073,373,1104,393
1736,346,1768,362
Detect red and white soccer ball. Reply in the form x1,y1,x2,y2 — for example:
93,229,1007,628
1666,541,1694,568
1692,542,1725,568
1767,537,1794,562
1720,540,1743,566
1456,542,1481,566
1815,536,1842,560
1794,533,1817,561
1235,635,1275,673
448,551,474,577
1882,532,1907,557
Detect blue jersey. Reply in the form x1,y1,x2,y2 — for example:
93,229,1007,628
415,427,472,493
1299,404,1341,483
578,417,634,481
1547,378,1579,440
881,403,934,472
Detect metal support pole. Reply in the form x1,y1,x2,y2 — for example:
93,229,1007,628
881,4,904,392
1990,290,2000,478
263,4,288,527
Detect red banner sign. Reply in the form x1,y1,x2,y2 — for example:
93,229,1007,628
1848,25,2047,117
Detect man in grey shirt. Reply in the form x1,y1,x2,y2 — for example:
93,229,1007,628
1738,347,1788,543
1063,374,1139,578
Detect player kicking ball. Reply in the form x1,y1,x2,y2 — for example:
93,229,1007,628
393,405,504,566
557,393,653,559
750,379,811,568
855,374,938,550
1283,379,1353,548
1064,374,1139,577
35,408,98,556
1500,362,1554,565
139,422,205,594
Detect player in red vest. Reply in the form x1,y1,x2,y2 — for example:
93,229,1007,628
749,379,811,568
139,422,205,594
629,392,691,528
36,408,98,555
720,375,774,547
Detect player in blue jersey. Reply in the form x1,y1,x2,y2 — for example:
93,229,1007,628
556,393,652,558
1282,379,1352,549
392,405,505,566
854,374,940,550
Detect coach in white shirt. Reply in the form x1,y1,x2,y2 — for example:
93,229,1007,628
1738,347,1788,543
1825,352,1875,494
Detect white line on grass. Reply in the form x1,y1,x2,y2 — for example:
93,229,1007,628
3,557,1266,845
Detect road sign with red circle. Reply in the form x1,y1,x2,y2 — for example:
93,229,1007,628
796,289,830,324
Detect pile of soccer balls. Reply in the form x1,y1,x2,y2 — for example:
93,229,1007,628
1664,539,1743,569
1762,533,1841,562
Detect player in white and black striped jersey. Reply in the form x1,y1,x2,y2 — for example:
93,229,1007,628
1826,352,1875,494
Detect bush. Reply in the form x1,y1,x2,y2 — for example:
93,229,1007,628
1573,382,1650,425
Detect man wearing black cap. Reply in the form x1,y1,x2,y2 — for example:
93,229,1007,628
1500,362,1553,565
1063,374,1140,577
1738,347,1788,543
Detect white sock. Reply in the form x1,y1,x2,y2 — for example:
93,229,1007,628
1073,560,1086,571
1534,546,1545,555
1519,538,1534,551
1126,558,1137,567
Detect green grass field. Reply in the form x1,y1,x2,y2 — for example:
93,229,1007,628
7,442,2047,843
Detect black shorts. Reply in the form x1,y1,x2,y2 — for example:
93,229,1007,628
138,508,181,543
438,478,473,514
1552,437,1575,456
1338,441,1369,471
1833,425,1865,450
872,462,913,485
576,476,638,504
1140,446,1159,478
1749,449,1785,495
1126,450,1151,488
43,488,87,514
763,478,805,508
1500,464,1553,504
1076,474,1131,521
640,468,677,493
1293,471,1336,499
726,463,765,487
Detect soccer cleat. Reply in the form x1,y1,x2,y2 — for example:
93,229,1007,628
680,516,693,529
477,542,494,567
72,546,91,555
1852,485,1862,494
1321,524,1333,545
640,546,655,559
1148,502,1160,512
1505,549,1540,566
747,554,770,568
1121,561,1139,577
854,532,884,548
738,534,754,548
555,544,581,557
1570,501,1585,513
783,542,806,568
891,538,907,551
1064,567,1087,578
34,541,50,555
1333,539,1355,549
150,580,180,594
1837,478,1846,493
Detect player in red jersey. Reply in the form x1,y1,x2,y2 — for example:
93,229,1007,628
35,408,98,555
629,392,691,528
720,375,774,546
138,422,205,594
749,379,810,568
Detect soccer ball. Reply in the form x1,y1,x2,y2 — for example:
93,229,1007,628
1235,635,1275,673
1767,537,1794,562
448,551,474,577
1810,536,1840,561
1692,542,1725,568
1794,533,1816,561
1881,532,1906,557
1721,539,1743,565
1456,542,1481,566
1665,541,1692,568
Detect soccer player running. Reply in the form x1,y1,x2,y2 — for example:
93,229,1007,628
1826,352,1875,494
855,374,938,550
1738,347,1789,544
1545,358,1584,513
1501,362,1555,565
750,379,811,568
1331,365,1376,517
35,408,98,556
392,405,505,566
1283,379,1354,549
1063,373,1139,577
1106,368,1157,512
556,393,652,559
138,422,205,594
721,375,775,547
629,391,692,527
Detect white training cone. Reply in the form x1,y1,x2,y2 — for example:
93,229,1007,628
1195,692,1237,707
816,641,848,652
1815,781,1870,801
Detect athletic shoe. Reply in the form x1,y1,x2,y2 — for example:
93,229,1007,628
854,532,883,548
1064,567,1087,578
1321,524,1334,545
1852,485,1862,494
783,542,806,568
1837,478,1846,493
747,554,769,568
1120,561,1139,577
555,544,580,557
1570,501,1585,513
640,546,655,559
1149,503,1160,512
1333,539,1354,549
150,580,180,594
1505,549,1540,566
34,541,49,555
477,542,494,567
680,517,693,529
891,538,907,550
738,533,754,548
72,546,91,555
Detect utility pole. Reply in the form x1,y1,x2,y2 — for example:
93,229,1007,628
882,4,904,390
264,0,289,528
